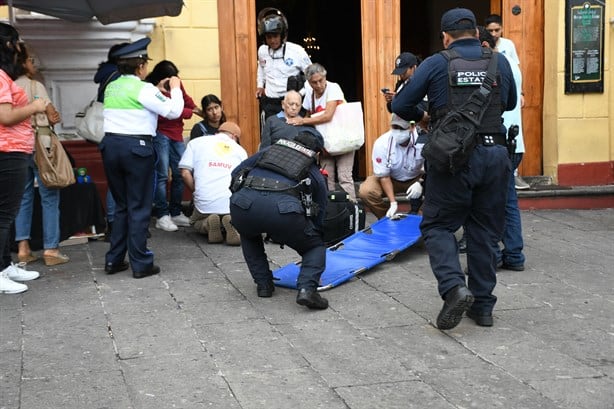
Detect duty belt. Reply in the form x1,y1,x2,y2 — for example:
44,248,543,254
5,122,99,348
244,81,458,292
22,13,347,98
243,176,300,198
106,132,153,142
476,134,506,146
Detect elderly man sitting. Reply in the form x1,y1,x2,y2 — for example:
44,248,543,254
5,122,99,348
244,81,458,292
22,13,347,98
259,90,322,149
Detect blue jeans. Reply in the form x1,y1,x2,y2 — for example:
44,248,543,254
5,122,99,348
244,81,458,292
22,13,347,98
0,152,29,270
153,133,186,218
497,153,525,267
14,155,61,249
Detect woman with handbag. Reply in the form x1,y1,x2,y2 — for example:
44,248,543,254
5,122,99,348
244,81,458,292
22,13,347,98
0,24,49,294
14,44,69,267
287,63,357,201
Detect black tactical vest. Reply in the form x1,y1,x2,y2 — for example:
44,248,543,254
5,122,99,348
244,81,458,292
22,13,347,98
256,139,317,181
437,48,502,134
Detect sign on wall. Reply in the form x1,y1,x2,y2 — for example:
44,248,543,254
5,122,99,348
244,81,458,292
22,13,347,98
565,0,605,93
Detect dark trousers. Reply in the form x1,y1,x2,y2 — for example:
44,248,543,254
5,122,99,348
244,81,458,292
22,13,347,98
420,144,511,314
230,188,325,291
100,134,155,273
0,152,28,270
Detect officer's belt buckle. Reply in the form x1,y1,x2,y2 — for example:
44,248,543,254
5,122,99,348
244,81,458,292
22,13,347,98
481,135,495,146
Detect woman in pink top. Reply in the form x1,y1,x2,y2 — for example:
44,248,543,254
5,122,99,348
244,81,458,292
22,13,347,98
0,23,50,294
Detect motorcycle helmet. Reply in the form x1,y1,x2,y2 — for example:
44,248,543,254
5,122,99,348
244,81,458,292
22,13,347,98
257,7,288,40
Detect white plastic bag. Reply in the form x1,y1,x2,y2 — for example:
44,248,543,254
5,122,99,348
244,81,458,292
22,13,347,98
75,100,104,143
314,101,365,155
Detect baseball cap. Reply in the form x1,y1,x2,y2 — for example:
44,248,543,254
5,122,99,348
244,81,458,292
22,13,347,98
219,121,241,139
441,8,477,32
392,52,418,75
390,113,411,129
110,37,151,60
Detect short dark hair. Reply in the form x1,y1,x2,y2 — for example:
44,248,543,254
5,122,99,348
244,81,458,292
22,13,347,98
446,26,477,40
484,14,502,26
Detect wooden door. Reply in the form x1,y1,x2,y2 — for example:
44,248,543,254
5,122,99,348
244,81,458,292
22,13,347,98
218,0,544,176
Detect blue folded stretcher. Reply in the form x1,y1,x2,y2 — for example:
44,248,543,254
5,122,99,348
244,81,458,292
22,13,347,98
272,214,423,291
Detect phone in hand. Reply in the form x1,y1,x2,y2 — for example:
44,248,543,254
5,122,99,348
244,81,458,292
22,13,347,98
381,87,390,94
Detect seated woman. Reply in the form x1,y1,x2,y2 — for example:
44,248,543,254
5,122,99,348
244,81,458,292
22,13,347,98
189,94,226,140
14,44,68,266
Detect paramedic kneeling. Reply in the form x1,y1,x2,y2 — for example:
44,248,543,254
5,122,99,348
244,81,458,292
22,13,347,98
358,113,426,219
229,132,329,309
391,8,517,330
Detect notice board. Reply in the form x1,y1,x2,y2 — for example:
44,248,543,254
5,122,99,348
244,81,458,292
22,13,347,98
565,0,605,93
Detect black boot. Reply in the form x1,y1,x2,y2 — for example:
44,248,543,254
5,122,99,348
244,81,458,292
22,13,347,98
296,288,328,310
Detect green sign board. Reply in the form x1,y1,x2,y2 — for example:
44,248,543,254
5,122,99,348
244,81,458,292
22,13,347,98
565,0,604,93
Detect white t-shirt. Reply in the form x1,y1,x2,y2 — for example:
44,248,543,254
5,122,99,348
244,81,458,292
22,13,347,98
371,130,424,181
302,81,344,113
497,37,524,152
179,133,248,214
257,41,312,98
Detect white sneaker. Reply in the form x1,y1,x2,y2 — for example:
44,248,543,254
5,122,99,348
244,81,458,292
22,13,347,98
4,262,40,281
0,270,28,294
155,215,178,232
171,213,191,227
514,175,530,190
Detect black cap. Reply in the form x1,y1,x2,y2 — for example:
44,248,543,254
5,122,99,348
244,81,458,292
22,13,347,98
441,8,477,32
110,37,151,59
392,52,418,75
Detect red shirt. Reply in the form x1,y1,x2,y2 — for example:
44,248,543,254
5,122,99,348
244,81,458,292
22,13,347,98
0,70,34,153
156,81,197,142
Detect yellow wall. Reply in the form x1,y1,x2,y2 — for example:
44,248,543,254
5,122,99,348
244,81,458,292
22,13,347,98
544,0,613,182
149,0,222,135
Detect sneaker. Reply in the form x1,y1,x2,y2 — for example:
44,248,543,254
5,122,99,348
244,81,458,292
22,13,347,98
206,214,223,243
514,175,530,190
171,213,191,227
0,271,28,294
221,215,241,245
4,262,40,281
155,215,178,232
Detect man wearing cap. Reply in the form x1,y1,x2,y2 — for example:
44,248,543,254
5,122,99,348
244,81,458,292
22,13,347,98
229,132,329,310
179,121,247,245
392,8,517,330
100,37,185,279
384,52,419,113
358,114,426,219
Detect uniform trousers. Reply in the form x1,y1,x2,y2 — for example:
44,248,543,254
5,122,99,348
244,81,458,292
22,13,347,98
230,188,325,291
497,152,525,267
100,134,155,273
420,144,511,314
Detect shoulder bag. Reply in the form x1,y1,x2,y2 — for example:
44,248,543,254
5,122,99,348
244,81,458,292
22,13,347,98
75,71,117,143
311,96,365,156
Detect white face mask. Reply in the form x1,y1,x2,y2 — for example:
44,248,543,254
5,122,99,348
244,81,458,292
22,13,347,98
391,129,411,145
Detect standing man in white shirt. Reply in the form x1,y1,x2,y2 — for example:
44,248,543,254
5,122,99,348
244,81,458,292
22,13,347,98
255,8,312,123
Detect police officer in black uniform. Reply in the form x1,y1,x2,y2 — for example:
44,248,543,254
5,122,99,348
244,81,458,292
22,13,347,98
392,8,517,330
229,131,329,309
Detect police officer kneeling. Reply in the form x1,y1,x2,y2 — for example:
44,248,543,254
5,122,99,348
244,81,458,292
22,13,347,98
229,131,329,309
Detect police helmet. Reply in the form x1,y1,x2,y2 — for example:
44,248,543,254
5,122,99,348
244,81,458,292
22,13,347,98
257,7,288,40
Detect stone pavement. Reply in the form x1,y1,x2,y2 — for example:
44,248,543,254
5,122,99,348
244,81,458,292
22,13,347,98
1,209,613,409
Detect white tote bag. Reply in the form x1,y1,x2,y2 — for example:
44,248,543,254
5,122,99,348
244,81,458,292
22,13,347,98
314,101,365,155
75,99,104,143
